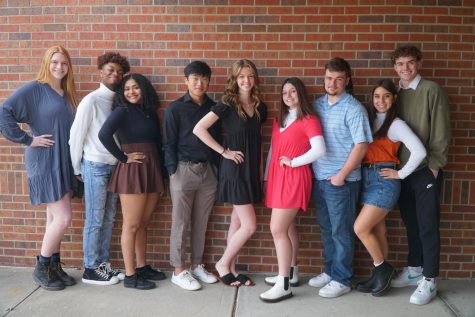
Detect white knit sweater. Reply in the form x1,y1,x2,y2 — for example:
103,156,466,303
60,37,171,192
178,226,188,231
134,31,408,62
69,83,119,175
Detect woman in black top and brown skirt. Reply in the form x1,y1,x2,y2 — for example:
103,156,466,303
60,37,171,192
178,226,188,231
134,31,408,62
99,73,165,290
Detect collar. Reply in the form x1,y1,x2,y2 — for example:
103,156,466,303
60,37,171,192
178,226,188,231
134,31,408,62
325,91,349,106
183,91,210,106
399,74,421,90
99,83,116,101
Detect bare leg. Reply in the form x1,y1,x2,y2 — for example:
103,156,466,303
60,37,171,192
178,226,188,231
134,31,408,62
135,193,159,267
373,220,388,259
288,220,299,266
215,204,256,285
270,208,299,277
119,194,147,276
41,193,72,256
354,204,388,264
226,208,240,276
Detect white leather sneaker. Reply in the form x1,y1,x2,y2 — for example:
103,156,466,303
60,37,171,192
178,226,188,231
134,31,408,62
410,277,437,305
190,264,218,284
308,272,331,288
318,280,351,298
171,270,202,291
264,266,299,287
260,276,293,303
391,267,423,288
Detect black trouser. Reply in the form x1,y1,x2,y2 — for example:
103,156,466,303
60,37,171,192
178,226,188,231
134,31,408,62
398,166,443,278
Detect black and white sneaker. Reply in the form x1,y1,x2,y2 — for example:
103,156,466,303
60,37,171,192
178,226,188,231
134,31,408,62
100,262,125,281
82,267,119,286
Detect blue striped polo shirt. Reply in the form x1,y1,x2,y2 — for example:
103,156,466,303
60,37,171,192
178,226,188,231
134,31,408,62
312,92,373,181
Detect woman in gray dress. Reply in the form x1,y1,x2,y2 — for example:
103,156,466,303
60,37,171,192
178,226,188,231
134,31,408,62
0,46,79,290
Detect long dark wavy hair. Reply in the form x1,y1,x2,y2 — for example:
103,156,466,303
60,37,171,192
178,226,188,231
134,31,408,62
113,73,159,115
366,79,399,139
279,77,315,128
222,59,261,120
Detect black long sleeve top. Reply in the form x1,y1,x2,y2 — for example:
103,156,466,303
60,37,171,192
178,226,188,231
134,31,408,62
163,92,221,175
99,104,162,163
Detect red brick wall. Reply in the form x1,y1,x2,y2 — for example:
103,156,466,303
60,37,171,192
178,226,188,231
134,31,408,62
1,1,474,279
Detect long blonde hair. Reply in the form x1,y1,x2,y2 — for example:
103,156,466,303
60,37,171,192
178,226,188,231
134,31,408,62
222,59,261,119
36,46,78,110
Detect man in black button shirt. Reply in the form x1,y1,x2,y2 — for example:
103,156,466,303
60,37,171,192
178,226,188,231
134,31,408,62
164,61,220,290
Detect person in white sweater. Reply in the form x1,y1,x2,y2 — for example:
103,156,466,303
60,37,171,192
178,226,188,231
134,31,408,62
69,52,130,285
353,79,426,297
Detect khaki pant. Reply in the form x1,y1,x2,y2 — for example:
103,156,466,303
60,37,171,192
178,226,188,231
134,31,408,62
169,161,217,267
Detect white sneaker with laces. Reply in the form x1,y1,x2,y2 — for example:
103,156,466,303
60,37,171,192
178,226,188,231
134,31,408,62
308,272,332,288
410,277,437,305
318,280,351,298
171,270,202,291
190,264,218,284
391,266,423,288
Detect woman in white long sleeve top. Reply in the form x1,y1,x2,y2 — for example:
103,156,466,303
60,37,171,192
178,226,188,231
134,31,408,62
354,79,426,297
260,77,326,303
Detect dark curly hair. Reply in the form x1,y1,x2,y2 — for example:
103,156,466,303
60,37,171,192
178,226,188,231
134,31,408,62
391,46,422,65
113,73,159,114
97,52,130,74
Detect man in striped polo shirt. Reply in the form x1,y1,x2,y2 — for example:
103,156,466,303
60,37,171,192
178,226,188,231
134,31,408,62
309,57,373,298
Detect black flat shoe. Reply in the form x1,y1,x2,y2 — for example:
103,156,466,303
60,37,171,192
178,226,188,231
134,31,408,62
124,274,156,290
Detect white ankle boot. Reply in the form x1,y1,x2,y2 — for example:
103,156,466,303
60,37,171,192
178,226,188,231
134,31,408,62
264,266,300,287
260,275,293,303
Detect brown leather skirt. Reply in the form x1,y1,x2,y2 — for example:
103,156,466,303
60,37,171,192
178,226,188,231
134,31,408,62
107,143,164,194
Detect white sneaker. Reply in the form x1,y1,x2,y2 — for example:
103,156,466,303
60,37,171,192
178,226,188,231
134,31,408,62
410,277,437,305
318,280,351,298
190,264,218,284
260,275,293,303
391,267,423,288
265,266,300,287
171,270,202,291
308,272,331,288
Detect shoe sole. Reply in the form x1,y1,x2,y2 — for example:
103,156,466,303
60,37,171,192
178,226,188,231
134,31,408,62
82,278,119,286
372,270,396,297
260,292,293,303
264,280,300,287
410,292,437,305
33,276,65,291
171,279,202,291
123,283,156,290
319,288,351,298
61,278,77,286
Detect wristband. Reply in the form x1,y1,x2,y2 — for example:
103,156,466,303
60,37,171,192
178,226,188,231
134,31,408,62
220,148,226,155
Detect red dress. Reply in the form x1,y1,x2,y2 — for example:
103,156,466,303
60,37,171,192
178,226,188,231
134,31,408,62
265,115,323,212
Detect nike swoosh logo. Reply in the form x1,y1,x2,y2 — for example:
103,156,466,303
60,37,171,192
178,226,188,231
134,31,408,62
408,274,422,280
430,287,436,293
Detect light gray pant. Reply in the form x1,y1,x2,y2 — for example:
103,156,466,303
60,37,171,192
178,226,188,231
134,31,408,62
169,161,217,267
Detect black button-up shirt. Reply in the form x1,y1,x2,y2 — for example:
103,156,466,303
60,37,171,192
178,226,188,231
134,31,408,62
163,92,221,175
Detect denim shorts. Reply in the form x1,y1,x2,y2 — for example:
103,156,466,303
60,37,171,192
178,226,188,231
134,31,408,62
361,163,401,211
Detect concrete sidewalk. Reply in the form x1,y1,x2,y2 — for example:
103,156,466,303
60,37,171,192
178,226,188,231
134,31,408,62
1,267,473,317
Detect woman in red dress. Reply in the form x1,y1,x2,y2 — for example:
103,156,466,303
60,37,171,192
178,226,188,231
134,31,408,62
260,77,326,303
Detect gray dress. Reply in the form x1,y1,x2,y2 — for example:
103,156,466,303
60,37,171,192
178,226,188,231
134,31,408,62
0,81,76,205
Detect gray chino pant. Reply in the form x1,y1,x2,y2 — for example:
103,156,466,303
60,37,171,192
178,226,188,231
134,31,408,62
169,161,217,267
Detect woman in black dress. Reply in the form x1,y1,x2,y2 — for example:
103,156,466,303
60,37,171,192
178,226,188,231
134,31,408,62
194,59,267,287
